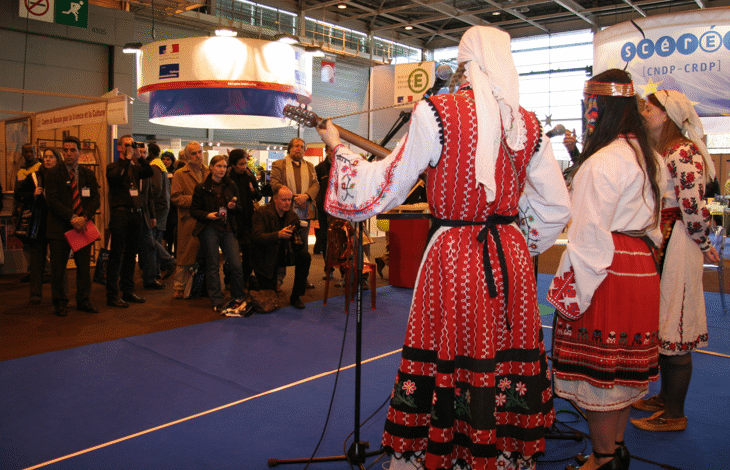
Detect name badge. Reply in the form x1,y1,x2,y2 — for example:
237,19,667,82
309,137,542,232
130,189,139,197
81,188,91,197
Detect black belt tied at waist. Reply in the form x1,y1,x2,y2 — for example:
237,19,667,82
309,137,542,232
429,214,519,330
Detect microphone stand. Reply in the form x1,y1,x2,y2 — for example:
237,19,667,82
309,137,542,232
270,103,421,467
267,225,383,469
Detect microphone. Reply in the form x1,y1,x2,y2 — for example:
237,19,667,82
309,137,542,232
546,124,566,138
424,64,454,97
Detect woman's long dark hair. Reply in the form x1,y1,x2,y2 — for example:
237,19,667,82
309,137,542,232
579,69,662,228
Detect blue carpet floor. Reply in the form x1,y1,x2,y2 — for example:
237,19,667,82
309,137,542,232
1,279,728,470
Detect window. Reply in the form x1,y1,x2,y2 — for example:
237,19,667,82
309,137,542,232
433,29,594,162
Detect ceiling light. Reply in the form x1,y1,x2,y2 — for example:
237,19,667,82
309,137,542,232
404,25,413,30
338,3,347,9
215,29,237,37
122,42,142,54
492,11,501,15
274,33,299,45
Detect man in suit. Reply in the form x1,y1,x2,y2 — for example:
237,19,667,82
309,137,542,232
250,186,311,309
270,138,318,289
45,136,101,317
105,134,154,308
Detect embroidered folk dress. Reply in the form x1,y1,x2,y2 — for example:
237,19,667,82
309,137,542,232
325,86,571,470
658,141,711,355
547,136,667,411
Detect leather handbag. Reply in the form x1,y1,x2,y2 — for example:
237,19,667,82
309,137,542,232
15,173,42,241
14,203,41,240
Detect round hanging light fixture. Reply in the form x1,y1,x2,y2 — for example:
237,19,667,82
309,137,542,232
136,37,312,129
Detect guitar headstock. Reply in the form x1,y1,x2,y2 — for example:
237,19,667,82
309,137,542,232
283,105,321,128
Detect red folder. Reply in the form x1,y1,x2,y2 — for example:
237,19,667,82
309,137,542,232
64,220,100,252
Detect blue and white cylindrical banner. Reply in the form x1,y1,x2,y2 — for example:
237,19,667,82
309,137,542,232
594,8,730,132
137,37,312,129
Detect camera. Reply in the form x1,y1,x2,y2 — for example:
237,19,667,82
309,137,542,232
290,224,304,246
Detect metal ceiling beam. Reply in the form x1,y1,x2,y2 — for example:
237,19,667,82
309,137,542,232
621,0,647,17
479,0,549,32
553,0,597,26
301,0,347,13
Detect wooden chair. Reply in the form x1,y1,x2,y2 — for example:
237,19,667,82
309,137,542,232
323,219,377,313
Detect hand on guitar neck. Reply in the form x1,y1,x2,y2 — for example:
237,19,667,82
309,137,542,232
316,120,343,152
282,104,390,160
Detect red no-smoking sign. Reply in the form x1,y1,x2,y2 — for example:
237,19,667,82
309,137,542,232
24,0,49,16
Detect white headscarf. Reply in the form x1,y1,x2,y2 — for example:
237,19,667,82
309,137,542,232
655,89,716,181
456,26,524,202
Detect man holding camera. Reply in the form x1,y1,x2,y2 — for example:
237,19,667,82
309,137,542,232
105,135,154,308
251,186,311,309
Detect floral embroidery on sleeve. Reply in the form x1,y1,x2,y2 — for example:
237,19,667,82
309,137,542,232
666,142,711,250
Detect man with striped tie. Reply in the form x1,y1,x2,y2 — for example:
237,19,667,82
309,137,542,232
46,136,101,317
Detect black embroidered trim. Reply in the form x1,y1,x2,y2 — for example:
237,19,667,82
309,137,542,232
532,112,545,156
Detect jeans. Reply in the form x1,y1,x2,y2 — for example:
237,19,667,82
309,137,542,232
138,224,157,285
199,226,245,306
154,228,175,273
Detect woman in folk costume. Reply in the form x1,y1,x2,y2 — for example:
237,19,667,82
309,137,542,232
317,26,571,470
629,90,720,432
547,69,667,470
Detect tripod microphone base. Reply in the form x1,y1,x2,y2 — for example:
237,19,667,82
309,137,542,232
267,443,384,467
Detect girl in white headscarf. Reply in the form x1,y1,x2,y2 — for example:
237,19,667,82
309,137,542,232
630,90,720,433
318,26,571,470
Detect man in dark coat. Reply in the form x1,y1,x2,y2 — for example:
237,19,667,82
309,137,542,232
250,186,311,309
313,145,333,257
105,135,154,308
45,136,101,316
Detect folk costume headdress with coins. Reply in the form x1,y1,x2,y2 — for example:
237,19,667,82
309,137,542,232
456,26,525,203
583,78,636,134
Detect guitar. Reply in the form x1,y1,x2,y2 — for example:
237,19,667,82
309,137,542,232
282,104,390,160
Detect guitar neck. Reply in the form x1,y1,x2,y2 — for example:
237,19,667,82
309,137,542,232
331,123,390,160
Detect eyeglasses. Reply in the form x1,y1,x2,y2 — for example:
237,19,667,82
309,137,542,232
124,143,133,147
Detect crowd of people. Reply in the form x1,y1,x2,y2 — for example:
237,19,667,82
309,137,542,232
12,137,320,315
8,23,720,470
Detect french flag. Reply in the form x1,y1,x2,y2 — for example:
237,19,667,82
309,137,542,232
159,44,180,55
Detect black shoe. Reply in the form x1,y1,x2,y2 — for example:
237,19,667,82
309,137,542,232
107,297,129,308
160,266,176,280
144,280,166,290
122,293,146,303
290,295,305,309
375,258,385,279
77,303,99,313
576,442,629,469
306,281,315,289
55,305,69,317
